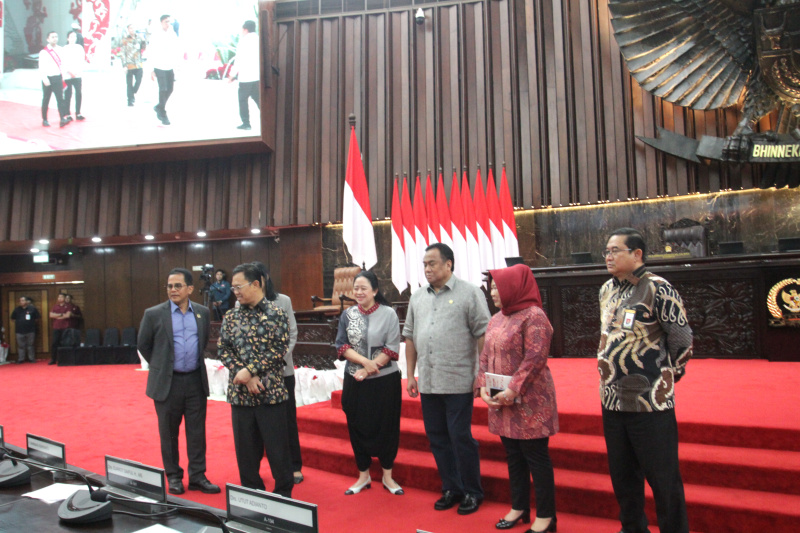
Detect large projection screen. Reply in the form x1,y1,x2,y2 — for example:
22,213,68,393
0,0,269,169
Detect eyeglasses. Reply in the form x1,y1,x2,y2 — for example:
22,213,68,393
232,281,253,292
601,248,633,258
166,283,186,290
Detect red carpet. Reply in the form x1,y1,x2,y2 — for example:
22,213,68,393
1,358,798,532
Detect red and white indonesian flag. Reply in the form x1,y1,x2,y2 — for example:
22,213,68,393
499,166,519,258
342,125,377,270
449,171,469,283
390,177,407,293
413,174,429,285
472,168,494,274
436,171,454,251
425,172,441,244
401,176,420,292
486,167,507,269
461,170,483,286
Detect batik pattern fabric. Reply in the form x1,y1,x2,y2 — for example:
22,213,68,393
218,297,289,406
597,266,693,412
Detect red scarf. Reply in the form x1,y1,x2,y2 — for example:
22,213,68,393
488,263,542,315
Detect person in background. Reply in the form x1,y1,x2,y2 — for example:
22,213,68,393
335,270,403,496
218,263,293,497
49,293,70,365
138,268,219,496
599,228,693,533
11,297,40,363
209,269,232,321
63,30,86,121
122,24,145,106
251,261,304,484
228,20,260,131
64,294,82,330
478,264,558,533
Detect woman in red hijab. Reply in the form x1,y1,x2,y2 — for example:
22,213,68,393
478,263,559,532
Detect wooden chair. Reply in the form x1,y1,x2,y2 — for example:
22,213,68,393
295,265,360,321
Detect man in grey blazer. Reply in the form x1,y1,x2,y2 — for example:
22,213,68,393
138,267,220,495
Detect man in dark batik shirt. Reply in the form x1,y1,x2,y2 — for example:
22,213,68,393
218,262,293,497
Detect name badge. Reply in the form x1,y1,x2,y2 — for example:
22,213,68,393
622,309,636,331
25,314,31,321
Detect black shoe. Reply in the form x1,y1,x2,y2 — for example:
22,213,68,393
496,509,530,529
153,105,164,119
188,478,220,494
66,116,73,123
76,115,85,121
434,490,463,511
167,478,184,495
237,124,251,130
60,118,70,128
293,473,304,484
16,360,24,364
42,120,50,127
457,494,483,515
128,102,134,106
532,516,557,533
48,361,56,365
161,117,171,125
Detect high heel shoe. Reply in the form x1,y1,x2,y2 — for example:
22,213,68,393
496,509,530,529
530,516,557,533
382,479,404,495
344,478,371,495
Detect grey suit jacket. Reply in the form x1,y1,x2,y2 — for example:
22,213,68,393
138,300,211,402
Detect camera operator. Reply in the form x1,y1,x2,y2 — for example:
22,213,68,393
208,269,232,321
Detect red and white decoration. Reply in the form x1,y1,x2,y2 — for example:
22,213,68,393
342,124,377,270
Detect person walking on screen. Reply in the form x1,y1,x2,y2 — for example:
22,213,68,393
218,263,294,497
404,243,491,515
478,265,558,532
138,268,220,495
228,20,260,131
11,297,40,363
48,293,71,365
122,24,145,106
598,228,693,533
62,30,86,121
39,31,71,128
149,14,180,125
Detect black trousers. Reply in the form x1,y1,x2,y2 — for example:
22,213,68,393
42,75,67,120
602,408,689,533
420,392,483,498
231,401,293,497
64,78,82,115
500,436,556,518
154,68,175,115
153,370,208,482
238,80,260,126
284,375,303,471
126,68,143,103
50,329,66,362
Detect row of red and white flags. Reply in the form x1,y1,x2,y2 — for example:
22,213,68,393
343,125,519,294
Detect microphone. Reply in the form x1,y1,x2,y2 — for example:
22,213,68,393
0,447,112,524
89,487,230,533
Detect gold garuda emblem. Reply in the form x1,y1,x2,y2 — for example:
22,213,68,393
767,278,800,327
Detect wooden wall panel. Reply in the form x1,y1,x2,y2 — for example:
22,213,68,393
130,245,161,326
82,248,106,331
278,226,322,312
103,247,134,330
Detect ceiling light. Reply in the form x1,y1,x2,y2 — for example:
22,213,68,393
92,236,102,243
145,234,155,240
38,239,49,245
250,228,261,234
31,247,40,253
197,231,207,238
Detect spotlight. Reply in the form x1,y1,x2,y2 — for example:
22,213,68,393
38,239,49,245
91,236,102,243
31,247,40,253
145,235,155,241
197,231,207,238
251,228,261,234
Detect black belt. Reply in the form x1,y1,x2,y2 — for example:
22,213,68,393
173,368,200,375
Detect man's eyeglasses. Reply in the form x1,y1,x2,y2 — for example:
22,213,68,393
166,283,186,290
232,281,253,292
601,248,633,258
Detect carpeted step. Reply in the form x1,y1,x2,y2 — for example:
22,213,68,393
299,431,800,533
331,390,800,451
298,402,800,495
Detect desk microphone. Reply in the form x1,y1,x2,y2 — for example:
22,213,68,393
0,447,112,524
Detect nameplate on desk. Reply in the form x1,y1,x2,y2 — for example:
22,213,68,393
649,252,693,260
226,483,318,533
26,433,66,469
105,455,166,502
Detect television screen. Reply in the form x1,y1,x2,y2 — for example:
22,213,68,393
0,0,261,162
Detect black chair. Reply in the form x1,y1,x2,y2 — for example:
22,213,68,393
84,328,101,347
121,327,137,347
103,328,120,347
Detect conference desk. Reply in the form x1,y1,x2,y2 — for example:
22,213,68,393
0,447,224,532
57,346,139,366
